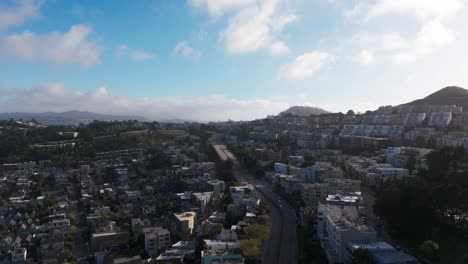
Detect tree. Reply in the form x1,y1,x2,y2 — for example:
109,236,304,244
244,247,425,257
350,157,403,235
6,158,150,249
255,166,265,179
374,147,468,262
148,152,172,170
43,196,59,208
0,223,8,232
374,178,437,244
68,214,77,224
419,240,439,259
406,153,417,172
240,239,260,257
224,211,240,229
346,110,356,116
244,224,269,240
352,247,374,264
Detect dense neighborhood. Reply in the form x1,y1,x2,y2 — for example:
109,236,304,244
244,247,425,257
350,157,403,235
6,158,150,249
1,88,468,264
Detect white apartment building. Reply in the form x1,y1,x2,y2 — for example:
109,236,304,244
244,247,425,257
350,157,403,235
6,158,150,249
428,112,452,128
317,203,358,239
192,192,213,214
321,216,377,264
363,166,409,187
396,105,462,114
403,112,426,126
207,180,225,196
341,125,404,140
171,211,197,237
301,179,361,209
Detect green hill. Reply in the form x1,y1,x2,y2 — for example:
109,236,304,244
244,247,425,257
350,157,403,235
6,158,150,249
279,106,330,117
402,86,468,109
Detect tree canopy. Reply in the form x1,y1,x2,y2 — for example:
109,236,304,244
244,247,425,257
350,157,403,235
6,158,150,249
374,147,468,261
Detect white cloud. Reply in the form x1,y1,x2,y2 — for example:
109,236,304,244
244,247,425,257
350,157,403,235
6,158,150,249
219,0,297,55
358,50,374,65
0,0,42,31
393,19,454,64
0,24,101,67
117,44,153,62
279,51,333,80
344,2,366,18
269,41,289,54
380,33,408,51
366,0,464,21
173,41,202,59
191,0,297,55
188,0,256,16
0,84,292,121
344,0,463,65
353,23,453,64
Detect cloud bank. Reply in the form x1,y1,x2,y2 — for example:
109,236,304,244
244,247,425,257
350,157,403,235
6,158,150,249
0,84,291,121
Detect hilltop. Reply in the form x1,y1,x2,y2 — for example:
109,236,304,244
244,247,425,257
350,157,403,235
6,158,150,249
402,86,468,109
278,106,329,117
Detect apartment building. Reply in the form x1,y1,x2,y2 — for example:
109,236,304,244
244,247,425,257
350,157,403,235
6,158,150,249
436,132,468,149
11,248,26,264
207,180,225,196
403,127,439,142
317,203,358,239
428,112,452,128
171,212,197,239
345,241,419,264
143,227,171,257
395,105,462,114
344,157,409,187
91,231,131,252
324,178,361,194
252,148,281,162
321,216,377,263
301,179,361,209
403,112,426,127
386,147,432,170
341,125,404,140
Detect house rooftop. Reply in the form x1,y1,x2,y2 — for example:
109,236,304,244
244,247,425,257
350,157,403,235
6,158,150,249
348,241,394,252
373,251,418,263
174,211,197,221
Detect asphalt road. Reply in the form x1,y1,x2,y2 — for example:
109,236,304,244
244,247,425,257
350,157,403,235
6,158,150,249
210,142,298,264
235,170,298,264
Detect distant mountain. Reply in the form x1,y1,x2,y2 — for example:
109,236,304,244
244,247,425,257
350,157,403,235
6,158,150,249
402,86,468,109
0,110,149,125
279,106,330,117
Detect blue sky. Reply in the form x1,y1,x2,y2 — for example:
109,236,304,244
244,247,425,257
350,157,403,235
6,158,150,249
1,0,467,121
